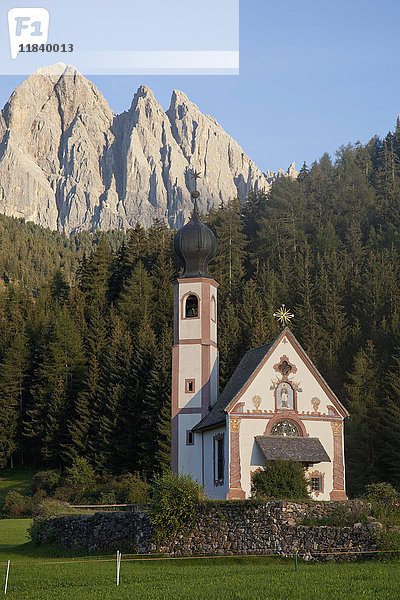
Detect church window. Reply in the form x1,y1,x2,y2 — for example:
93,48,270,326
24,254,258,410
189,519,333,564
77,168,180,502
213,433,224,485
185,295,199,318
211,296,216,322
186,430,194,445
185,379,195,393
270,420,300,437
278,360,292,376
311,476,322,492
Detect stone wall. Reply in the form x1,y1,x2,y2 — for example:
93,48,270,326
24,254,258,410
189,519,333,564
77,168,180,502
34,501,379,558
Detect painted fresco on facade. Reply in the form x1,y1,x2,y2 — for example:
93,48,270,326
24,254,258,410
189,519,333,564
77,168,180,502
276,382,294,410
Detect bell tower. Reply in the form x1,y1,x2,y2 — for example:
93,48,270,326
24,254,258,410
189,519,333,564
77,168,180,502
171,178,218,481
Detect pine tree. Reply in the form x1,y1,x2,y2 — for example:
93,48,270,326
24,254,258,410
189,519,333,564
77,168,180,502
122,313,157,473
218,299,241,389
139,325,172,476
151,248,174,337
103,312,134,472
78,237,112,317
0,331,30,467
344,341,382,496
380,353,400,488
207,197,247,302
25,308,85,467
117,261,154,331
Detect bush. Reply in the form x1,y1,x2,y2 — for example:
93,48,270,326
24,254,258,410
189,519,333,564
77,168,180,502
251,460,310,501
32,470,61,495
365,482,400,528
365,482,400,504
115,473,150,504
65,457,96,493
53,485,75,502
151,471,204,541
99,491,116,506
2,491,30,516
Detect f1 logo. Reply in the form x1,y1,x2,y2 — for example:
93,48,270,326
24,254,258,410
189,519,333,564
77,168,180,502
8,8,50,59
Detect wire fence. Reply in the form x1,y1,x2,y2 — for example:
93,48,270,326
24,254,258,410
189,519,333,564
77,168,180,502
3,546,398,595
1,545,395,568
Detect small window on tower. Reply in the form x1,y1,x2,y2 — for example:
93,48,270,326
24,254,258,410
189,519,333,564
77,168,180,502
185,379,195,393
185,295,199,318
186,430,194,445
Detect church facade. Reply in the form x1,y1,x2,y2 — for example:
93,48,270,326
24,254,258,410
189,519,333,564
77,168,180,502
172,190,348,501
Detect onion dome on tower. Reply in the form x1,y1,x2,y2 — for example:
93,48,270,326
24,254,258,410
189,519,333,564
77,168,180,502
174,176,217,278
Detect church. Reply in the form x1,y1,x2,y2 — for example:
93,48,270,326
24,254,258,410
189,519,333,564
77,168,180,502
171,187,348,501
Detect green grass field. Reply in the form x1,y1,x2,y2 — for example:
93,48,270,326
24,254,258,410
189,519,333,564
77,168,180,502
0,519,398,599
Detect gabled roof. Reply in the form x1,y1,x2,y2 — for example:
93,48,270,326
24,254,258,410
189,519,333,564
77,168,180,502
193,327,348,432
255,435,331,463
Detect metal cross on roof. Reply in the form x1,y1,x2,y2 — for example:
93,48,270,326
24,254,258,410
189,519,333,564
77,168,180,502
273,304,294,327
191,170,201,190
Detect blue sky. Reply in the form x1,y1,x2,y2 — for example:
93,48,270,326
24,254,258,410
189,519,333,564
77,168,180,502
0,0,399,173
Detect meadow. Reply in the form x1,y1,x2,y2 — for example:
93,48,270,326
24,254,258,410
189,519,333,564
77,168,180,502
0,519,398,600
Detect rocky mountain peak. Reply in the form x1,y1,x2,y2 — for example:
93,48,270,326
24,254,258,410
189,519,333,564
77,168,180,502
0,64,297,234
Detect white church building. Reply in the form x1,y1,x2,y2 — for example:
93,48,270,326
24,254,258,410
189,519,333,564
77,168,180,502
171,189,348,501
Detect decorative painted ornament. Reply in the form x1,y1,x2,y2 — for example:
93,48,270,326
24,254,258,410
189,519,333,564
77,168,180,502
312,397,321,413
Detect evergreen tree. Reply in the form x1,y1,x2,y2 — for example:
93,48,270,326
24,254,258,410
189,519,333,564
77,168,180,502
24,308,85,467
139,325,172,476
0,331,30,467
103,312,134,472
78,237,112,316
344,341,382,496
122,313,157,472
207,197,247,302
117,261,154,331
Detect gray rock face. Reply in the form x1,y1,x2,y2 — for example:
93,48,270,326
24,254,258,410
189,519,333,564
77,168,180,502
0,63,297,234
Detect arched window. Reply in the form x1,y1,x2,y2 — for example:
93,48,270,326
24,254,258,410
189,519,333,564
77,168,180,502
211,296,216,322
270,420,300,437
185,294,199,318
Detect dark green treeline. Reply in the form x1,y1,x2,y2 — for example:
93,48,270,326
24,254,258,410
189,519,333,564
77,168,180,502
1,126,400,496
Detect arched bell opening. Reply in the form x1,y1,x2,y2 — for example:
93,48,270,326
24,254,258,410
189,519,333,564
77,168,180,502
185,294,199,318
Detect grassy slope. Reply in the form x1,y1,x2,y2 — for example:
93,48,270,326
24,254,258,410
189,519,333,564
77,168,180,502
0,468,36,506
0,520,398,599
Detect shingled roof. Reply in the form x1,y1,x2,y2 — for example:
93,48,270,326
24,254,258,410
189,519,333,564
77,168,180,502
193,340,275,431
255,435,331,463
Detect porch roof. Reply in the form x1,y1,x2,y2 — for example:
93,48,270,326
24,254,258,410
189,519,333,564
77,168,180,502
255,435,331,463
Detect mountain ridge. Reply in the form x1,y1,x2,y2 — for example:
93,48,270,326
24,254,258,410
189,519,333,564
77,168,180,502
0,63,297,234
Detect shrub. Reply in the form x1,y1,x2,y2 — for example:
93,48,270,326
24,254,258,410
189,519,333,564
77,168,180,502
29,517,48,544
53,485,75,502
2,491,30,516
32,470,61,495
116,473,150,504
251,460,310,501
99,491,116,506
151,471,204,541
365,482,400,504
65,457,96,493
365,482,400,528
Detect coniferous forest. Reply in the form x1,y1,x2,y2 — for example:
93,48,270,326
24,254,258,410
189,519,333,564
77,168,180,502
1,127,400,497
